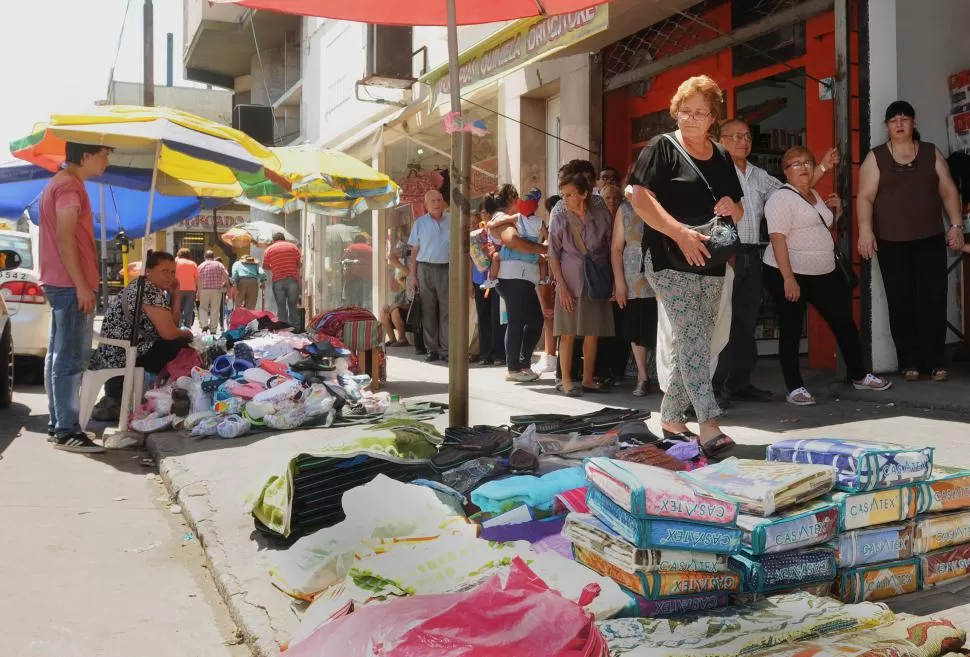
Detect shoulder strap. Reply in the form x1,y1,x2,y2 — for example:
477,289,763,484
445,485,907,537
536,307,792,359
566,216,588,256
781,185,836,244
663,132,717,201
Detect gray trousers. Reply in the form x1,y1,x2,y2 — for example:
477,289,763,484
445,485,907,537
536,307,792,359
418,262,450,356
272,277,299,327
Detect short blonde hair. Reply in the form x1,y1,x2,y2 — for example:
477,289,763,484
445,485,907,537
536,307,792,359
781,146,814,170
669,75,724,123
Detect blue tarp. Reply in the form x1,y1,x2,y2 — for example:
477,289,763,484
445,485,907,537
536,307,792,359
0,162,222,239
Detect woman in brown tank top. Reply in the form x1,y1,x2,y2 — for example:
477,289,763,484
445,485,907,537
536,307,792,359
856,101,965,381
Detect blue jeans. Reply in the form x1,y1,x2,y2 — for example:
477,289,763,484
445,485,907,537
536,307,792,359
43,285,94,438
272,277,300,327
713,250,763,394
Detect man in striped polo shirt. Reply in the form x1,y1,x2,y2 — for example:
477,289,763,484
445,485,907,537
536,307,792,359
262,232,301,326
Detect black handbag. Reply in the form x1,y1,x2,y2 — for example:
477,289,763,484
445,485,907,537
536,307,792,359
566,217,613,299
782,186,859,289
660,133,743,273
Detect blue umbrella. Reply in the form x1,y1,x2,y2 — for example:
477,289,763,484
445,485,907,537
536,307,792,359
0,161,221,238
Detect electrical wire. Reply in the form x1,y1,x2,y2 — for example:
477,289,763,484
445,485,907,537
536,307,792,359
250,12,282,137
105,0,134,95
457,95,598,155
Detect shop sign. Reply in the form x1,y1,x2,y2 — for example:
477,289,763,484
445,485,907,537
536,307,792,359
173,211,250,233
423,6,609,107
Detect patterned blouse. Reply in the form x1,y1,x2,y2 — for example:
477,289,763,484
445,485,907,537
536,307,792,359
618,200,655,300
89,279,170,370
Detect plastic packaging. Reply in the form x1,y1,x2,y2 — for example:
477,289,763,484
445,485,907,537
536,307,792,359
190,415,222,437
303,385,335,417
252,378,300,403
264,408,307,431
183,410,217,430
130,414,174,434
213,397,245,415
216,414,251,439
383,394,407,419
513,423,540,457
442,457,503,494
145,388,174,416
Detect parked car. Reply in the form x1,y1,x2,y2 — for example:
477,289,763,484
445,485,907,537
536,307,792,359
0,229,50,376
0,248,23,408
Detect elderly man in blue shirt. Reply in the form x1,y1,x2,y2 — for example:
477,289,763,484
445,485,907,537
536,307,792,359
407,189,451,362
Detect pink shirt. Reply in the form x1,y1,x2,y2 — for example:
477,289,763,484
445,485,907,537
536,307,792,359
763,186,836,276
39,171,99,290
175,258,199,292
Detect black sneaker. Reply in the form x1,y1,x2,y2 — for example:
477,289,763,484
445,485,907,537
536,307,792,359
424,352,440,362
54,433,105,454
47,430,56,443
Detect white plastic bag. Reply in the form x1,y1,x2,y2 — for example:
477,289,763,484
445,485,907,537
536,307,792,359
216,414,251,439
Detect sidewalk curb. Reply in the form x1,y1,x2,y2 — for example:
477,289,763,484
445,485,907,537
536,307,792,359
828,382,970,414
146,433,281,657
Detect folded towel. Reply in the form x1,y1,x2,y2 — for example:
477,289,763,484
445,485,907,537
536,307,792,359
919,542,970,589
914,509,970,554
470,467,587,515
573,545,740,599
835,523,915,568
836,559,920,603
826,484,919,531
767,438,933,493
729,546,836,593
563,513,728,573
737,500,839,555
586,487,742,553
916,465,970,514
684,458,835,516
584,457,738,525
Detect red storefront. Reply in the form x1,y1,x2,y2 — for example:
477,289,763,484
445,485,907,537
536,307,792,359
601,1,864,370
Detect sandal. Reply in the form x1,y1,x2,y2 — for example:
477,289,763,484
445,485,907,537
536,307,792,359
582,384,608,394
565,384,583,397
932,368,949,382
699,433,736,460
662,428,698,440
903,369,920,382
786,387,816,406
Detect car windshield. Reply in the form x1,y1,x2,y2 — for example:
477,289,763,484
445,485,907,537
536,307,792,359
0,235,33,270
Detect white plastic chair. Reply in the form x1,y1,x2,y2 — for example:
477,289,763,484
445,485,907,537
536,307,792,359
79,277,146,433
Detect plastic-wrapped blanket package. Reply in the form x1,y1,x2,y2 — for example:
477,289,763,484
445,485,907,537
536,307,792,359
767,438,933,492
834,523,915,568
919,543,970,588
583,458,738,525
729,546,836,593
827,484,919,531
619,592,730,618
573,545,740,599
730,580,832,605
586,488,742,554
836,558,920,603
736,501,839,555
914,509,970,554
562,513,729,573
916,465,970,514
684,458,835,516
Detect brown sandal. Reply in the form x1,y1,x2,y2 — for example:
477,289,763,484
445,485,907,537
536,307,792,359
903,369,920,382
932,369,949,382
699,433,736,460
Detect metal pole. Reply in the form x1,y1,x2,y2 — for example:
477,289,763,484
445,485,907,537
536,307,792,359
143,143,161,262
834,0,852,379
445,0,470,426
99,185,108,310
143,0,154,107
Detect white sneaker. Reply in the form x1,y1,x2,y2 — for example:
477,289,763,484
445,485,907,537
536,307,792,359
853,374,892,391
531,354,557,375
506,370,540,383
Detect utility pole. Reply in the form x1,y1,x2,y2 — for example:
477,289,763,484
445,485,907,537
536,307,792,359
143,0,154,107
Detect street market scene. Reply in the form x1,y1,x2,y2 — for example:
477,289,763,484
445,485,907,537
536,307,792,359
3,0,970,655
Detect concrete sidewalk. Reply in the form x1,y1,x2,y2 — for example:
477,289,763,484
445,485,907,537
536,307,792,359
146,354,970,656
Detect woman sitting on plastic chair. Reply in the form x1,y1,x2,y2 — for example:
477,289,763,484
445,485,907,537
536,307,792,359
89,251,194,421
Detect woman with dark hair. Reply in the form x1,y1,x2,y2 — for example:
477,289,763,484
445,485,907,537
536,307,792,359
857,100,965,382
549,172,615,395
89,251,194,420
625,75,743,457
767,146,891,405
487,184,546,381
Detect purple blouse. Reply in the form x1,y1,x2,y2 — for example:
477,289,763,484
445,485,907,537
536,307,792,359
549,194,614,297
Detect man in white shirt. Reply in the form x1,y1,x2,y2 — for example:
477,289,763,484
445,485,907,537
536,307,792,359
407,189,451,362
713,119,838,402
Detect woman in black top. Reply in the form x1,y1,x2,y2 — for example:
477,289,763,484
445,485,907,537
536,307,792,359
625,75,744,458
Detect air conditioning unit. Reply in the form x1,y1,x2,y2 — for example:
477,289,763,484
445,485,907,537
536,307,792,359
232,104,275,145
359,25,415,90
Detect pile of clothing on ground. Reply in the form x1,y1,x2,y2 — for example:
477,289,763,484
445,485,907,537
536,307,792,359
244,412,970,656
126,308,435,439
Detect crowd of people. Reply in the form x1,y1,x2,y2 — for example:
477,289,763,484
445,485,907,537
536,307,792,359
383,75,967,459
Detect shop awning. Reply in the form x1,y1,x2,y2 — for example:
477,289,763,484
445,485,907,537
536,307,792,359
419,5,610,107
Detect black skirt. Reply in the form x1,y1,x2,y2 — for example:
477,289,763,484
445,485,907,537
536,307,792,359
621,297,658,348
